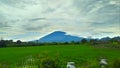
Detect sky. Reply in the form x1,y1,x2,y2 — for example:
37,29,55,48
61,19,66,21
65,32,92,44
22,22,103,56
0,0,120,41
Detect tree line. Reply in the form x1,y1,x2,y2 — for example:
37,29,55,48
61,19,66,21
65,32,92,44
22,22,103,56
0,38,120,48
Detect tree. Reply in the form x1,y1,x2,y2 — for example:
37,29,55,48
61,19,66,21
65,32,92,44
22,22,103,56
0,40,7,47
89,39,99,45
16,40,22,44
81,38,87,43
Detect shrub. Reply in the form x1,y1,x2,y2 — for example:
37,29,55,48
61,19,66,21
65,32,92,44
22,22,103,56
40,57,60,68
113,59,120,68
0,62,10,68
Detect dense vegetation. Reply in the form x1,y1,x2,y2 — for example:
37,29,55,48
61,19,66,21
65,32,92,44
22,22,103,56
0,37,120,48
0,38,120,68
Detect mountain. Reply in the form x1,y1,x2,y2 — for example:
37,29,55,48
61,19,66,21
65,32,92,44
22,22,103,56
112,36,120,41
38,31,83,43
100,37,111,41
100,36,120,41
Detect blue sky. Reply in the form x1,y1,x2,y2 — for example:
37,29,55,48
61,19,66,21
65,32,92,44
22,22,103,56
0,0,120,41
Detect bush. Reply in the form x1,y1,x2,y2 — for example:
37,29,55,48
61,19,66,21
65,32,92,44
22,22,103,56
113,59,120,68
15,54,62,68
40,56,61,68
0,62,10,68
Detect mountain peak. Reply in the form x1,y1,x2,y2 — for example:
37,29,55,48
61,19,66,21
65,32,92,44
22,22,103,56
51,31,66,35
53,31,65,33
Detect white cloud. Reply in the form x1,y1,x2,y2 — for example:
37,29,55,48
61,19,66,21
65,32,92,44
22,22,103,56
0,0,119,41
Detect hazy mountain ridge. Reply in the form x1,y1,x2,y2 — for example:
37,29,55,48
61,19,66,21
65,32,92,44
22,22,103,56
32,31,120,43
100,36,120,41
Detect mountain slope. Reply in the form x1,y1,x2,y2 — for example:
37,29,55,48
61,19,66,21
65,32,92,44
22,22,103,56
38,31,83,42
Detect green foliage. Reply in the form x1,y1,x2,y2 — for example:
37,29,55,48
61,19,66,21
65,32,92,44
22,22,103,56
0,62,10,68
0,45,120,68
81,38,87,43
112,59,120,68
112,42,119,45
0,40,7,47
0,37,120,48
40,57,58,68
13,54,62,68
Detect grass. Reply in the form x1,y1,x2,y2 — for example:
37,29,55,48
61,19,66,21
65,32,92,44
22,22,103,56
0,45,120,68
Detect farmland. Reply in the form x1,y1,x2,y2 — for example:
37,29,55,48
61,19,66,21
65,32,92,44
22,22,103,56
0,45,120,68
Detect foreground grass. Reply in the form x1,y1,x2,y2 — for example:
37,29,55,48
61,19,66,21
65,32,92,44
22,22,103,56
0,45,120,68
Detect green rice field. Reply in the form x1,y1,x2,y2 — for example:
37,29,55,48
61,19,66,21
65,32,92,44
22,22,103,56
0,45,120,68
